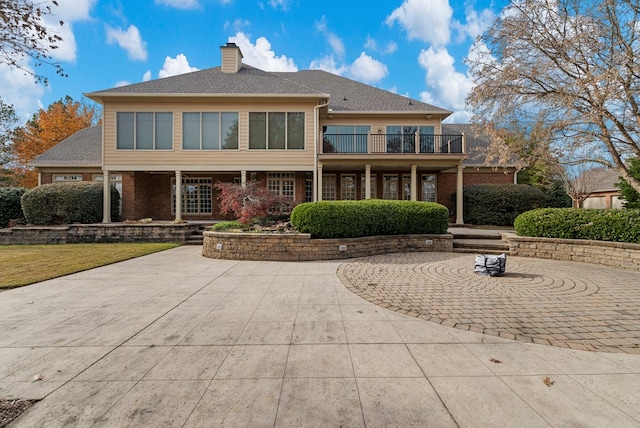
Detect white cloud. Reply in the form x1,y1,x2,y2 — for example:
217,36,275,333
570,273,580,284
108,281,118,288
158,54,199,78
348,52,388,84
154,0,201,9
442,110,473,124
453,5,495,42
316,16,345,58
229,32,297,71
142,70,152,81
42,0,96,63
105,25,148,61
269,0,291,10
224,18,250,33
309,55,348,76
418,46,473,111
386,0,453,47
364,36,398,55
114,80,130,87
0,62,45,122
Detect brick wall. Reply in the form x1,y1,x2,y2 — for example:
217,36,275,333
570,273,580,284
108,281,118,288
203,231,453,261
505,233,640,272
0,224,201,245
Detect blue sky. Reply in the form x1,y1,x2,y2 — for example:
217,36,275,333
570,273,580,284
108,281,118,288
0,0,507,124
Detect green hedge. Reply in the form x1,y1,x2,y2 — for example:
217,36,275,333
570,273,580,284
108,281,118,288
290,200,449,239
458,184,547,226
0,187,27,228
514,208,640,243
21,182,120,225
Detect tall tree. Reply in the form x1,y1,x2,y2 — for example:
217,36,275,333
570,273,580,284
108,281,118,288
12,96,97,187
0,0,66,84
0,98,20,186
468,0,640,193
560,165,609,208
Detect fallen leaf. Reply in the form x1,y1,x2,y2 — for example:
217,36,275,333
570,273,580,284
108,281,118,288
543,376,555,387
357,310,363,314
489,358,502,364
32,374,44,382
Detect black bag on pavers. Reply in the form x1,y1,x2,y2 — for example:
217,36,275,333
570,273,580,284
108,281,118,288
474,253,507,277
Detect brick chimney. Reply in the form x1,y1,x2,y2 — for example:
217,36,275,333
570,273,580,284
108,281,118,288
220,42,243,73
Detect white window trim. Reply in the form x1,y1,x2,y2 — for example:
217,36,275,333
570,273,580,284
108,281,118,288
248,112,306,150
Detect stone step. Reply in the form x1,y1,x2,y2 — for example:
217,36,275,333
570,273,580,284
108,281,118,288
453,239,509,249
453,248,508,255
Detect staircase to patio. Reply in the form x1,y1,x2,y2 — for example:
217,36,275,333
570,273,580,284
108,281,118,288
185,223,214,245
450,228,511,255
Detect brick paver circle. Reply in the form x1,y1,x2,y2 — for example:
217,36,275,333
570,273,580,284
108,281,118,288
337,252,640,353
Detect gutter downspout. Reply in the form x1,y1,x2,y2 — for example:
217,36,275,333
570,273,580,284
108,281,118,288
313,99,329,201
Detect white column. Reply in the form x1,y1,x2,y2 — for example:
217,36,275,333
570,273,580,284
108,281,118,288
410,164,417,201
456,163,464,225
102,170,111,224
175,170,182,222
241,170,247,188
365,164,371,199
37,172,42,186
317,163,323,201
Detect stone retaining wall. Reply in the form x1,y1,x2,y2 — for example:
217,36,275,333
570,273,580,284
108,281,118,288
202,231,453,261
0,224,200,245
504,233,640,271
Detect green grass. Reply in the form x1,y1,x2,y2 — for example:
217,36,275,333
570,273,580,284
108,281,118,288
0,243,180,289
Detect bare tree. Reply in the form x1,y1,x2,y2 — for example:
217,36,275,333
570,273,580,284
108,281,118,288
560,165,610,208
0,0,66,84
467,0,640,193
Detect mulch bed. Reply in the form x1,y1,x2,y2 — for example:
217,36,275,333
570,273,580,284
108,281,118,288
0,399,38,427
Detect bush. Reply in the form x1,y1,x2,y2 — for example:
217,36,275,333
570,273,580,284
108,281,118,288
212,220,249,231
616,157,640,209
216,182,297,224
514,208,640,243
458,184,547,226
544,180,572,208
290,200,449,239
0,187,27,228
21,182,120,225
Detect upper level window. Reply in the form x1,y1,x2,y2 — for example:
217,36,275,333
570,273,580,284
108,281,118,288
249,112,305,150
117,112,173,150
386,125,434,153
182,112,238,150
323,125,370,153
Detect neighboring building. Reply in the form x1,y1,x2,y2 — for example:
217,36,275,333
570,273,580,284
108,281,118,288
31,42,517,223
583,169,623,209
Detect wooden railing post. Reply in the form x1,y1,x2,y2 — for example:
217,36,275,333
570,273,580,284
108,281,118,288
414,131,419,153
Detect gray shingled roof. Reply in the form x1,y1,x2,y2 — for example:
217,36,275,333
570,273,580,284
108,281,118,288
88,65,326,96
87,65,449,115
442,124,519,168
276,70,451,114
30,125,102,167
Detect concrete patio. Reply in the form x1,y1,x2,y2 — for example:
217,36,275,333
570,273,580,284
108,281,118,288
1,246,640,427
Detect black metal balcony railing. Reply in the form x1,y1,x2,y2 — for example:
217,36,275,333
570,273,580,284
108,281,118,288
322,133,464,154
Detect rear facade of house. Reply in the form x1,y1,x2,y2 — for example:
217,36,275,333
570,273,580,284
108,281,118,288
32,43,517,223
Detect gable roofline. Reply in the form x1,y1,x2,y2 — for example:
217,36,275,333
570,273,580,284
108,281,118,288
85,92,330,102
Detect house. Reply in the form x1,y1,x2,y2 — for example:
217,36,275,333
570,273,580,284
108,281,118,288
31,42,518,223
582,169,623,209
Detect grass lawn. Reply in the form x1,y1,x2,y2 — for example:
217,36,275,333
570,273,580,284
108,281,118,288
0,243,180,289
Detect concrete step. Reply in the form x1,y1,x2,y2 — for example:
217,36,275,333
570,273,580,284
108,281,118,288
451,233,504,240
453,248,508,255
453,238,509,250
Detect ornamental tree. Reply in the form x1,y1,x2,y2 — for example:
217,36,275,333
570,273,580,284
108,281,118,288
215,181,297,224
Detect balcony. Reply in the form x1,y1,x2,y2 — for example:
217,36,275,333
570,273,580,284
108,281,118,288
321,133,465,154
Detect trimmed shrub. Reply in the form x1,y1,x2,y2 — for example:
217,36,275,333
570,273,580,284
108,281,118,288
212,220,249,231
514,208,640,243
21,182,120,225
290,200,449,239
458,184,547,226
0,187,27,228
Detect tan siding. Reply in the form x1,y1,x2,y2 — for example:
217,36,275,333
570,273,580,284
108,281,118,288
103,100,317,171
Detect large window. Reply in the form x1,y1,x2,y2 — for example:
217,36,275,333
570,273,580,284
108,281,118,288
383,174,398,200
267,172,295,199
341,174,356,200
53,174,82,182
361,174,377,199
422,175,437,202
172,178,212,215
323,125,370,153
386,125,434,153
322,174,336,200
117,112,173,150
305,172,313,202
182,112,238,150
249,112,305,150
402,174,412,200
